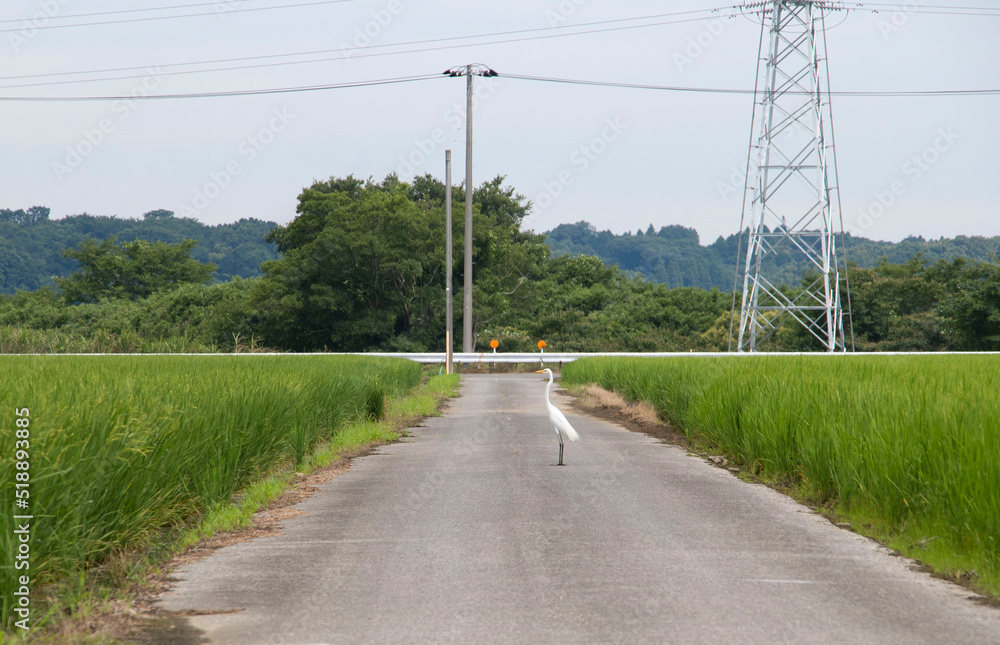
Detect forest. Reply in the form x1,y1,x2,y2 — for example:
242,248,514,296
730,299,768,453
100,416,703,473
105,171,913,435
547,220,1000,291
4,204,999,297
0,207,279,293
0,176,998,354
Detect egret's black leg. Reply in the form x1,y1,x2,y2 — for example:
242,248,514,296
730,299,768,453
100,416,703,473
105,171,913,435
558,434,564,466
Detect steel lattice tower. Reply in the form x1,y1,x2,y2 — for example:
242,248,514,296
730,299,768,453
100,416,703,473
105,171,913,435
737,0,848,352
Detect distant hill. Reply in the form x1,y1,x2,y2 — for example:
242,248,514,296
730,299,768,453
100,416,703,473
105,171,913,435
544,221,1000,291
0,207,280,294
6,207,997,297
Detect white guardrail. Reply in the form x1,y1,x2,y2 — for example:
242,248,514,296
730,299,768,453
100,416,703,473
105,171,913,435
20,352,1000,362
377,352,731,364
328,351,1000,364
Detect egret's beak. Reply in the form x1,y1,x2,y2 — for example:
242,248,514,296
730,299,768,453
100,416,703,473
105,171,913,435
534,369,545,374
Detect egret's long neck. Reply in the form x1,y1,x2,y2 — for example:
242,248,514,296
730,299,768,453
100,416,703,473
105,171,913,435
545,371,554,401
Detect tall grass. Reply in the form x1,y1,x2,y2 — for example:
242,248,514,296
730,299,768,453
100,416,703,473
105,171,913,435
0,356,421,629
0,325,219,354
563,356,1000,592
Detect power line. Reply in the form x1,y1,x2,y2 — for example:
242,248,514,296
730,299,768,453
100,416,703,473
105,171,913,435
3,0,992,29
1,0,994,37
0,74,444,102
2,70,997,102
0,9,742,91
502,73,1000,97
738,1,1000,16
0,0,276,24
866,8,1000,16
2,3,996,90
0,0,358,34
851,2,1000,16
866,2,1000,8
1,6,730,82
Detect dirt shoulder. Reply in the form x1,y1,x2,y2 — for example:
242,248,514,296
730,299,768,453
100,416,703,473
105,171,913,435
561,383,690,448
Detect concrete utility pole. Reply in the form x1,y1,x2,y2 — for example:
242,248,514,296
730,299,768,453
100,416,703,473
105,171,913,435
445,150,454,374
444,64,498,353
464,69,474,353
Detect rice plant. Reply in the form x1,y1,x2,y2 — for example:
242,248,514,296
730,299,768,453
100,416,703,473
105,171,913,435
0,355,421,629
563,355,1000,594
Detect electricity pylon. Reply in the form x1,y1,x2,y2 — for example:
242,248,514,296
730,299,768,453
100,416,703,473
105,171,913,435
737,0,849,352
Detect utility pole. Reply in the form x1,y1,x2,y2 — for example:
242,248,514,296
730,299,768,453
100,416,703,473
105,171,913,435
444,64,498,353
445,150,454,374
736,1,850,352
464,68,474,354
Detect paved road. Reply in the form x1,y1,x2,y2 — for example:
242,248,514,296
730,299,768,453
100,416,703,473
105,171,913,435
156,373,1000,644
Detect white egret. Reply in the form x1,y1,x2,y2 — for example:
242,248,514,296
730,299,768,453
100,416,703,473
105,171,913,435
535,368,579,465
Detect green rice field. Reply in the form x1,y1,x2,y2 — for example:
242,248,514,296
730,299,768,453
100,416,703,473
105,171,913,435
563,355,1000,596
0,355,421,628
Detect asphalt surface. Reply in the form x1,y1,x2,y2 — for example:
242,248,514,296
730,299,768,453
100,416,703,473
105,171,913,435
156,373,1000,644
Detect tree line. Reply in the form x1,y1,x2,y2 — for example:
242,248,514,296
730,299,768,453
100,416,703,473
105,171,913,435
547,221,1000,292
5,205,999,297
0,207,279,293
1,177,997,353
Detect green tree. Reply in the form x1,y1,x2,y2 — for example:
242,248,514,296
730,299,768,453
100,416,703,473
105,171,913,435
259,176,444,351
938,261,1000,350
845,256,949,351
482,254,729,353
257,174,548,352
465,178,549,346
0,206,49,225
56,236,216,303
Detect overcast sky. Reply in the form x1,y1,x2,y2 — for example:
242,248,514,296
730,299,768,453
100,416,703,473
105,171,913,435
1,0,997,244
